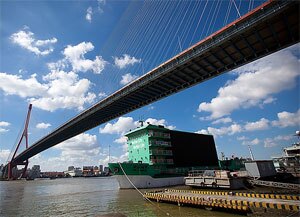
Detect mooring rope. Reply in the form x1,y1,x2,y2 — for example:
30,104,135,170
117,162,173,217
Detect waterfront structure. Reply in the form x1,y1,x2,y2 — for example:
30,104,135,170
65,166,82,177
185,170,245,189
41,171,64,178
68,166,75,171
109,123,219,188
63,165,107,177
83,166,94,177
28,165,41,179
144,189,300,214
244,160,276,178
103,167,110,174
0,164,3,178
93,166,100,176
218,157,249,171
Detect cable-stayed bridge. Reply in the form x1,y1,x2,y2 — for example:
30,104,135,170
2,0,299,179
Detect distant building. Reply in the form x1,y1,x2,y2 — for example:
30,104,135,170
0,164,3,177
104,167,110,174
82,166,94,177
65,167,82,177
42,171,64,178
68,166,75,171
28,165,41,179
93,166,99,175
99,165,103,173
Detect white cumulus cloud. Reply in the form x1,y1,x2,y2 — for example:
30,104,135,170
98,92,107,99
198,46,300,119
57,133,98,150
114,136,128,152
195,129,210,135
244,118,269,131
2,40,106,111
56,133,100,158
36,122,51,129
30,71,96,112
144,118,176,130
114,136,127,144
10,28,57,56
48,42,107,74
0,70,96,112
99,152,128,167
197,109,300,138
97,0,106,13
272,109,300,128
264,134,294,148
86,7,93,22
0,121,10,127
0,128,9,133
197,123,242,137
0,73,48,98
85,0,105,23
99,117,137,135
16,134,101,171
0,149,10,164
63,42,107,74
242,138,260,146
0,121,10,133
99,117,176,135
114,54,141,69
120,73,138,85
237,136,247,141
212,117,232,125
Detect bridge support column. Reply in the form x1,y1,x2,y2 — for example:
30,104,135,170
21,160,28,178
6,160,28,180
5,104,32,181
7,162,12,180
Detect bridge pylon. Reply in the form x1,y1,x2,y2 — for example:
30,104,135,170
6,104,32,180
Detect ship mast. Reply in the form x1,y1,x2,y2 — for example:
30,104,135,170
248,145,255,161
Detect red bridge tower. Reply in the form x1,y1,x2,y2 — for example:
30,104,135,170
7,104,32,180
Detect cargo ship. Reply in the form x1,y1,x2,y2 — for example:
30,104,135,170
108,123,219,189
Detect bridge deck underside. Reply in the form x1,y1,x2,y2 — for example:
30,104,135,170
13,1,299,163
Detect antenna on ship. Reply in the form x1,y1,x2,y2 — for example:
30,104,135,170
221,152,225,160
138,115,144,127
295,131,300,146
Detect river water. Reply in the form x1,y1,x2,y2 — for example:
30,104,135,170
0,177,240,217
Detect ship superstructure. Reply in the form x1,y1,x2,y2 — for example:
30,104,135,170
272,142,300,177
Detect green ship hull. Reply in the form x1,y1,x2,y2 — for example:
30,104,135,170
109,162,215,189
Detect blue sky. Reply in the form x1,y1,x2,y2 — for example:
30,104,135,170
0,0,299,171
